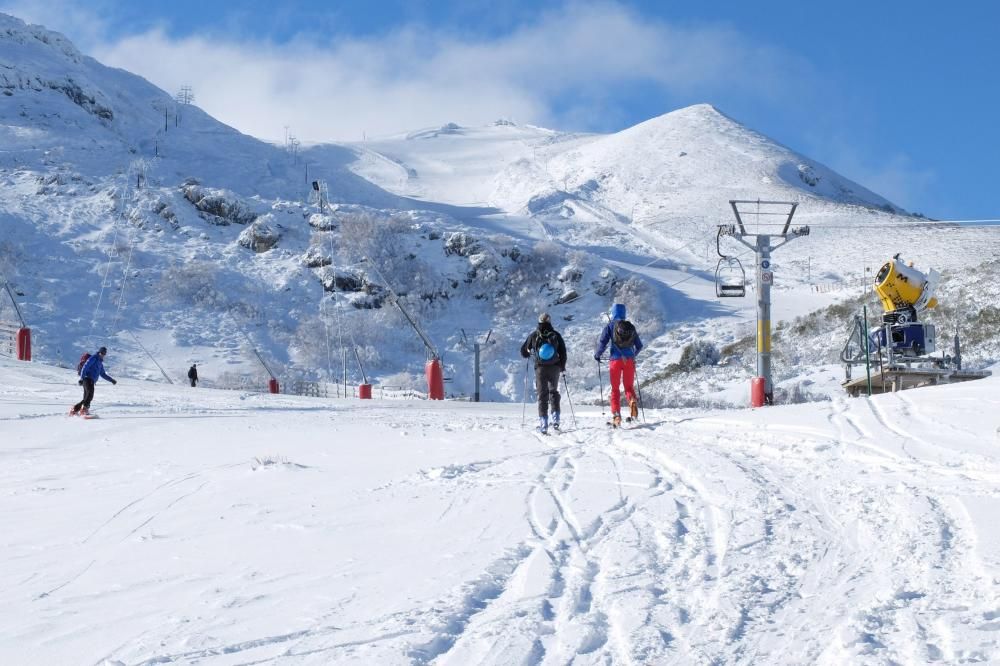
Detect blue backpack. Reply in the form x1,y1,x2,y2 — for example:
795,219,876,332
534,329,561,366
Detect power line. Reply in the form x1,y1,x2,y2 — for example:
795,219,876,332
736,218,1000,229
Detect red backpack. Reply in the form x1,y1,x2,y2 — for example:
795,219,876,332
76,353,90,374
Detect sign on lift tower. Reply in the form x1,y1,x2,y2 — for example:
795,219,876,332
718,200,809,406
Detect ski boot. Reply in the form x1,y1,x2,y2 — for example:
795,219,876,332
68,406,79,416
551,412,560,431
629,398,638,420
538,416,549,435
611,413,622,428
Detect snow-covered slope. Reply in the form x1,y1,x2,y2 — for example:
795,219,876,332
538,104,901,219
3,357,1000,664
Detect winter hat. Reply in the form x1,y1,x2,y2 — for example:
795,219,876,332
98,346,108,355
611,304,627,320
538,312,551,324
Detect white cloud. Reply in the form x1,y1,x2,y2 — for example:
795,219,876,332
836,151,936,216
803,128,936,214
20,2,812,143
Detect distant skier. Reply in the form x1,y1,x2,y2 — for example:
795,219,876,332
188,364,198,387
520,312,567,434
594,304,643,427
70,346,116,416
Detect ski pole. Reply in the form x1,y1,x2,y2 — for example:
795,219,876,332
521,359,529,427
596,358,605,415
562,372,577,428
634,365,647,423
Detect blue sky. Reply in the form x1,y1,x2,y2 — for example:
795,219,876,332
5,0,998,219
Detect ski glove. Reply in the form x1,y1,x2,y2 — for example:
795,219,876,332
593,353,601,362
111,379,117,385
78,379,83,385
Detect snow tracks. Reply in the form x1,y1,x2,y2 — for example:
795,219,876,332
407,397,1000,665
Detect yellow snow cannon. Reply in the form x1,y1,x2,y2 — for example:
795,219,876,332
871,254,939,357
874,255,938,321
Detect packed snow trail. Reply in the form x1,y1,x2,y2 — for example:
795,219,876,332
1,359,999,665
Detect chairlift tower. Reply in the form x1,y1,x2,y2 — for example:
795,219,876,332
719,200,809,405
311,179,329,213
461,328,493,402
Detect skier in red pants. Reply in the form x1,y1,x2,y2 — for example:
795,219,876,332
594,304,643,427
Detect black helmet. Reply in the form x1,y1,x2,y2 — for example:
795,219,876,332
538,312,551,324
98,346,107,355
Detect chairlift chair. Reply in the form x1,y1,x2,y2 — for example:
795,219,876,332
715,257,746,298
715,225,746,297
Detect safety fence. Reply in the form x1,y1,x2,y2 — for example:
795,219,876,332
0,321,15,357
811,278,871,293
0,321,30,360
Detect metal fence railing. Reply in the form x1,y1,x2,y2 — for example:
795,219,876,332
0,321,19,357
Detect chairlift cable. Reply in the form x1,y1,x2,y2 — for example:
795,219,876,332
89,171,131,346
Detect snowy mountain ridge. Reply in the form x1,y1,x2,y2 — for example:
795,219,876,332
1,11,996,408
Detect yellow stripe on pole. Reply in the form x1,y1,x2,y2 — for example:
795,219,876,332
757,320,771,352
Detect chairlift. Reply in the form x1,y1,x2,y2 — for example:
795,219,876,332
716,258,746,297
715,226,746,298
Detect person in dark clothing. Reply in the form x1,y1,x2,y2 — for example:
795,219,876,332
70,346,116,415
188,364,199,387
520,312,567,433
594,303,643,427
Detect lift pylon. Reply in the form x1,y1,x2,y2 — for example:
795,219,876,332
719,200,809,406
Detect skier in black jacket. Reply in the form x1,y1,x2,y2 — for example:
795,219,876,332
520,313,567,433
187,364,198,387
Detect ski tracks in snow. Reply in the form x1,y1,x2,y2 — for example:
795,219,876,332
411,402,1000,665
402,427,682,665
679,399,1000,664
32,461,244,603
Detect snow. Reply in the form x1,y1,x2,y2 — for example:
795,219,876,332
3,14,1000,661
3,357,1000,664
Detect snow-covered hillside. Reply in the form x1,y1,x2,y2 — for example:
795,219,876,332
4,357,1000,664
1,11,999,409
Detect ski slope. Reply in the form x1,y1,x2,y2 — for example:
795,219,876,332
4,357,1000,665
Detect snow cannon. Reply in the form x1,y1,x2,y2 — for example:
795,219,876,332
874,255,939,321
871,255,939,357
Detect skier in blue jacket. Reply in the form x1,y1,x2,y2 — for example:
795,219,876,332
70,346,116,416
594,304,643,426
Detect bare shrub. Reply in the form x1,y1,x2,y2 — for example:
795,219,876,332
154,261,225,308
614,276,665,333
0,240,21,283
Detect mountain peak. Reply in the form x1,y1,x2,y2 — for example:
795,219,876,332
642,103,735,128
0,12,85,64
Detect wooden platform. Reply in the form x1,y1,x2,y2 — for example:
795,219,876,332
843,367,991,397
